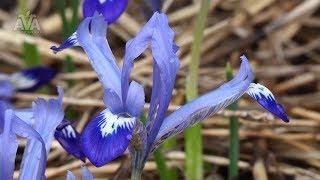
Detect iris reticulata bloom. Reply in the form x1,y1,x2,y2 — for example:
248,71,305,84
52,11,289,174
0,66,57,98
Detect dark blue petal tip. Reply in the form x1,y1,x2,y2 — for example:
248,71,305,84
247,83,289,123
51,32,78,54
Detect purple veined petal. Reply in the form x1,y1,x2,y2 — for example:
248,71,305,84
103,88,124,114
125,81,145,117
121,13,179,138
81,109,135,167
246,83,289,123
55,124,86,162
83,0,98,18
0,80,14,98
51,32,79,54
76,15,122,98
81,166,94,180
19,87,64,179
11,66,57,92
12,115,47,180
66,171,77,180
56,118,74,131
153,58,253,150
14,108,34,125
0,109,18,180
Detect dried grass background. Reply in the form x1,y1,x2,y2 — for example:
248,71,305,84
0,0,320,179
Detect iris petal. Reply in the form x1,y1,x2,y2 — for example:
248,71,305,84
51,32,79,54
81,166,94,180
76,15,122,97
0,109,17,180
66,171,77,180
83,0,128,23
246,83,289,123
126,81,145,117
55,125,86,162
81,109,135,167
19,87,64,179
153,57,253,150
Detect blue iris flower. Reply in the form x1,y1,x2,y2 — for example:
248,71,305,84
52,12,289,170
0,66,57,98
51,0,128,53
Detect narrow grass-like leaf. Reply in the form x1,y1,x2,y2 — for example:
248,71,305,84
184,1,211,180
226,63,239,180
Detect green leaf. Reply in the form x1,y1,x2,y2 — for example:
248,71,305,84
184,1,211,180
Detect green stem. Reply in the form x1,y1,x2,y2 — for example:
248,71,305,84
185,1,211,180
226,63,239,180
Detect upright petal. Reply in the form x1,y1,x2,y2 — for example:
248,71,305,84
11,66,57,92
55,124,86,162
153,57,253,150
0,109,17,180
120,12,180,151
51,32,79,54
19,87,64,179
103,89,123,114
76,15,122,97
246,83,289,123
83,0,128,23
81,109,135,167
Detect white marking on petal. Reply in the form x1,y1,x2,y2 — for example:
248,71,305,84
246,83,275,100
62,125,76,138
98,109,135,137
99,0,107,4
9,72,37,89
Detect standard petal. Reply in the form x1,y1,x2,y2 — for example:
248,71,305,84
0,109,17,180
11,66,57,92
55,124,86,162
0,80,14,98
19,88,64,179
51,32,79,53
81,109,135,167
126,81,145,117
153,57,253,150
246,83,289,123
76,15,122,97
120,13,179,151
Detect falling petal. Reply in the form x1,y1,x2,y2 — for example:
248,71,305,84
51,32,79,53
81,109,135,167
55,124,86,162
246,83,289,123
153,57,253,150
